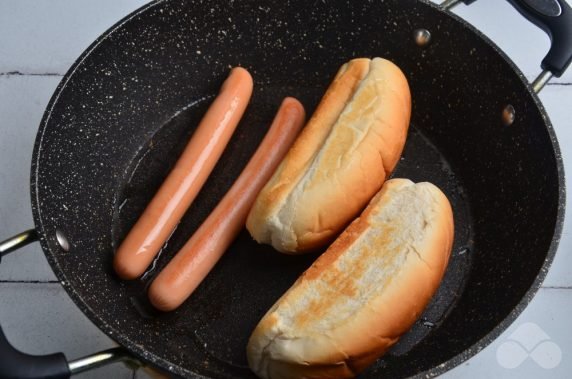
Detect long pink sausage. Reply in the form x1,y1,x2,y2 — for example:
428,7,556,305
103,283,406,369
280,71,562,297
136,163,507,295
148,98,306,311
114,68,253,280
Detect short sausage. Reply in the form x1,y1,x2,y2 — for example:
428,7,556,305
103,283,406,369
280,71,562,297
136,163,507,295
148,97,306,311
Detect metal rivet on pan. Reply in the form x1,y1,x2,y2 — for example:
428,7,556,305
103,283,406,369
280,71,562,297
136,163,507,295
502,104,516,126
55,229,70,252
413,29,431,47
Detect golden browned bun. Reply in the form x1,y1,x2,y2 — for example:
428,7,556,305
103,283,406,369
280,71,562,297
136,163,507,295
246,179,454,379
246,58,411,253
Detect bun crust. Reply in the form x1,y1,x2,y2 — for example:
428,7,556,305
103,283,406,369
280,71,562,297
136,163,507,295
247,179,454,379
246,58,411,253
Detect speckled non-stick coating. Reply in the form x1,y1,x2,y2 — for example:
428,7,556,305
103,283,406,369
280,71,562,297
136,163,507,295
30,0,565,378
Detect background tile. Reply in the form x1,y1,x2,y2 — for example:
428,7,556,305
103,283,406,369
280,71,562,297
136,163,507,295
0,0,149,75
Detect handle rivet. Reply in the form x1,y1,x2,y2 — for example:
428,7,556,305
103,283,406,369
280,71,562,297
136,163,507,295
55,229,70,252
502,104,516,126
413,29,432,47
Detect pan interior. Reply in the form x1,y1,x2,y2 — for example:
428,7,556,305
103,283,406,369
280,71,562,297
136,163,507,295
110,89,474,375
31,0,561,378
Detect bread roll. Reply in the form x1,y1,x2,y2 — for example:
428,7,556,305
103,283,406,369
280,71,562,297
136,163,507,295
247,179,454,379
246,57,411,253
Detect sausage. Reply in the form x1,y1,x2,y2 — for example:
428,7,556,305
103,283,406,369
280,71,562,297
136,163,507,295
114,67,253,280
148,97,306,311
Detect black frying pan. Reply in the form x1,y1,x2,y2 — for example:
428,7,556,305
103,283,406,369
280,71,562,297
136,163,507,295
0,0,569,378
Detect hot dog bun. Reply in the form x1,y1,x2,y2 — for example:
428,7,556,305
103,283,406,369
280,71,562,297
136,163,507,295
246,179,454,379
246,58,411,253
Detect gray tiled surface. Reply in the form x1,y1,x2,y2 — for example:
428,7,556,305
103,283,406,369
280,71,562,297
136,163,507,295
0,0,149,74
0,0,570,378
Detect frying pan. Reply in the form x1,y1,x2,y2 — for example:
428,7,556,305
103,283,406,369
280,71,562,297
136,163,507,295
0,0,569,378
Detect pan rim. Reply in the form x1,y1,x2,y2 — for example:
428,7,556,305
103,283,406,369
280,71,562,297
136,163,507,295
409,1,566,378
29,0,566,378
29,0,194,377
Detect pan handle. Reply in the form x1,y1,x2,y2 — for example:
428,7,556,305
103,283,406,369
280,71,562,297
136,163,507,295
0,229,38,263
506,0,572,79
0,231,139,378
0,326,70,379
0,326,134,379
442,0,572,92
